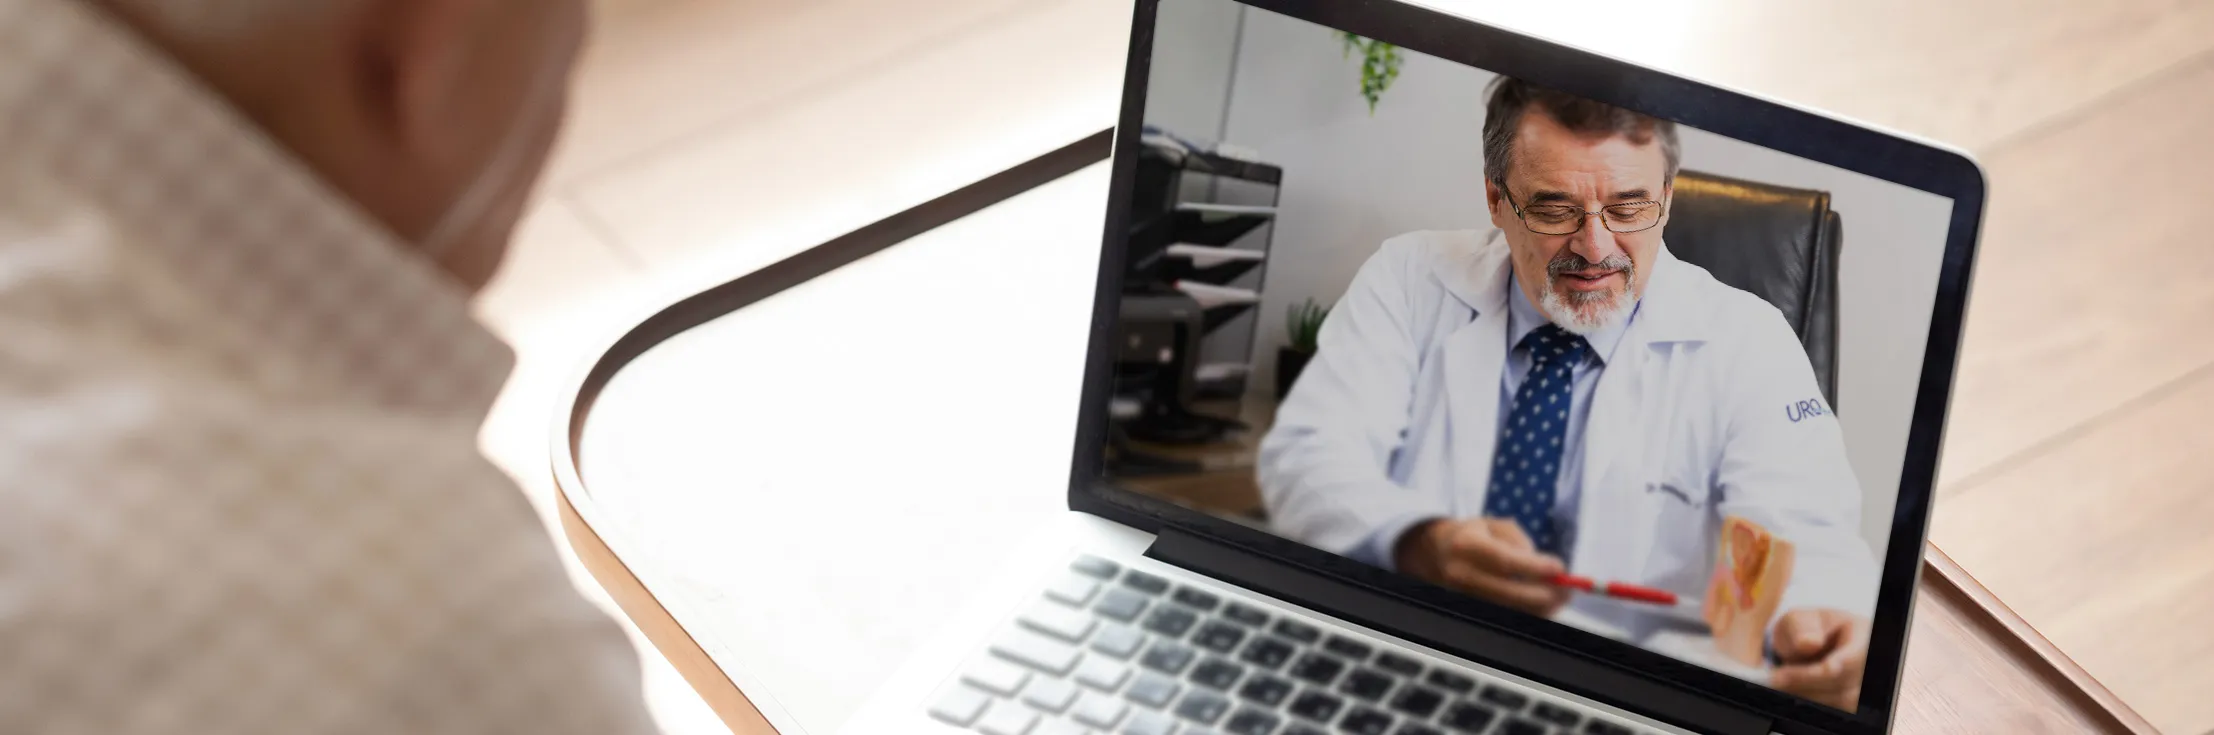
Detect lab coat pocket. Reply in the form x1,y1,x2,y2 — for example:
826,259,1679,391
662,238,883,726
1640,479,1715,596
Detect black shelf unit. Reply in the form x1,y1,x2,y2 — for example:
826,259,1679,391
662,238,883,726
1128,207,1273,274
1143,144,1283,186
1124,144,1283,340
1108,140,1283,461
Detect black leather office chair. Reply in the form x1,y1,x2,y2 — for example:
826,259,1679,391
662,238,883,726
1663,169,1843,409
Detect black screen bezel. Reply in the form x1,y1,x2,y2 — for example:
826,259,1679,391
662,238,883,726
1066,1,1987,733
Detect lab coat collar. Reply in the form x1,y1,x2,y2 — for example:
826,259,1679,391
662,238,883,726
1445,228,1712,347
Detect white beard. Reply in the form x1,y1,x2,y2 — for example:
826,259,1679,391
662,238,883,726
1539,281,1636,335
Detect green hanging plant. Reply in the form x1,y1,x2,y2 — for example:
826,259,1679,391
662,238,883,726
1340,32,1405,114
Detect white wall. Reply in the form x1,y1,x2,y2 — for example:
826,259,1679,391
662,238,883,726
1146,0,1955,559
1142,0,1245,143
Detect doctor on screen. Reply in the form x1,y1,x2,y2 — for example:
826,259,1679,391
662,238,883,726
1258,78,1877,706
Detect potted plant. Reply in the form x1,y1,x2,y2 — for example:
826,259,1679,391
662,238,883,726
1278,299,1330,401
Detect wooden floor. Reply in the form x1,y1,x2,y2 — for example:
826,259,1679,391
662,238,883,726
471,1,2214,732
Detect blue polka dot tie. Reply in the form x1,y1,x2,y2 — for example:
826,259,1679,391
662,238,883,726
1483,324,1589,557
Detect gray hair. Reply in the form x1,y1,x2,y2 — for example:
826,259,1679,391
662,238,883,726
1481,76,1681,189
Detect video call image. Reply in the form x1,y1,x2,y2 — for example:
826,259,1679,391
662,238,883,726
1101,0,1954,710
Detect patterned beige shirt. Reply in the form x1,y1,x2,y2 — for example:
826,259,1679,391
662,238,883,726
0,1,656,732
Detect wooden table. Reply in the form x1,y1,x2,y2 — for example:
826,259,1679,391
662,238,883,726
549,133,2157,735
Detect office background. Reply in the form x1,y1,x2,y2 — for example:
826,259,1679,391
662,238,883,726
1142,0,1956,559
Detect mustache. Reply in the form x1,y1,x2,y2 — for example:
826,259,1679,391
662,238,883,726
1546,252,1635,280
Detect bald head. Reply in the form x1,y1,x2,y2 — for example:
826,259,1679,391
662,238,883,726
93,0,589,290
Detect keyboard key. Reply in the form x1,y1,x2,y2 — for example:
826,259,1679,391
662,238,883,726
1121,709,1178,735
992,628,1083,676
1077,657,1133,691
1374,652,1423,677
1283,725,1329,735
1236,636,1295,670
1223,707,1281,735
1190,658,1245,691
1287,690,1344,722
1272,619,1321,644
1531,702,1582,727
1143,605,1200,638
1222,602,1270,627
1322,635,1374,661
1337,668,1394,702
1439,702,1498,733
977,701,1041,735
1582,719,1636,735
1235,674,1294,707
1174,689,1232,725
1140,642,1197,675
1097,588,1152,623
962,657,1033,696
1072,691,1130,729
1192,621,1248,653
1023,676,1081,713
1124,571,1172,595
1073,555,1122,579
1287,653,1346,686
1092,624,1148,659
1395,724,1445,735
1127,674,1182,708
1047,574,1104,607
1023,601,1100,643
1499,718,1548,735
927,685,991,727
1478,685,1528,711
1423,670,1476,694
1387,686,1444,719
1172,587,1222,611
1338,706,1395,735
1035,718,1090,735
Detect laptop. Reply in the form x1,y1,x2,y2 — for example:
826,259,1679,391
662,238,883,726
841,0,1984,733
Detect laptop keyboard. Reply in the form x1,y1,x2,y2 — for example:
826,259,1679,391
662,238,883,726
926,555,1657,735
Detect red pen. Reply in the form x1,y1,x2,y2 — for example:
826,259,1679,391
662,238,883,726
1546,574,1682,607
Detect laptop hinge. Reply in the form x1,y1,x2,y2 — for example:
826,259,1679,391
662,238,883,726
1145,525,1774,735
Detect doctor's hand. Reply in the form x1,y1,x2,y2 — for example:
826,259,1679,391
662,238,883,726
1769,608,1871,709
1393,517,1571,616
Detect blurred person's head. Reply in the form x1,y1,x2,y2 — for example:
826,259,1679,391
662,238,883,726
95,0,589,290
1481,78,1679,334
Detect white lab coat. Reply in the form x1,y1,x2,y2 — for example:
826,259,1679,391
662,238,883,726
1259,229,1877,635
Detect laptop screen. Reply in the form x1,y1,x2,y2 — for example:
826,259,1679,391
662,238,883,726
1102,0,1956,713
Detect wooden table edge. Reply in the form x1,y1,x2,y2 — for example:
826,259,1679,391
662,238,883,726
1917,545,2159,734
559,488,782,734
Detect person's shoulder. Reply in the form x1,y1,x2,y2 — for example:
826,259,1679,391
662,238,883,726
1375,229,1498,262
1338,230,1497,334
1368,229,1501,288
1664,267,1834,425
1662,256,1788,326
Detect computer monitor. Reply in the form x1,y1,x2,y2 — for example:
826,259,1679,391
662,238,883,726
1071,0,1983,729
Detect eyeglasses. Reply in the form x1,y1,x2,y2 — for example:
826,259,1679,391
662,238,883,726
1503,188,1666,236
